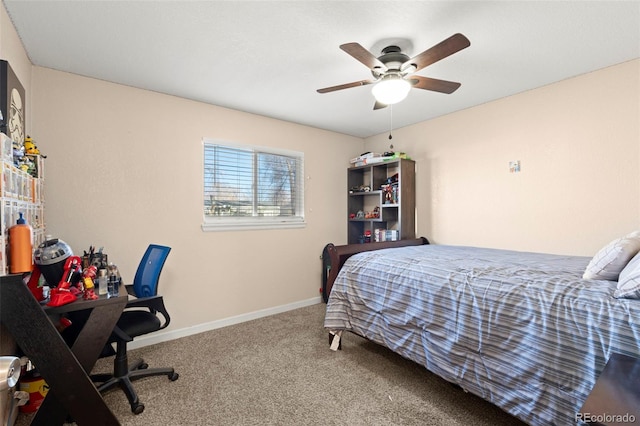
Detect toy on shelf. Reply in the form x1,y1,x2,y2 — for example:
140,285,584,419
25,268,44,301
24,136,45,157
82,245,108,270
82,265,98,300
47,255,83,307
23,136,45,178
364,207,380,219
12,139,24,167
18,155,34,174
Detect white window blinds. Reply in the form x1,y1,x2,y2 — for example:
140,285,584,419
203,140,305,231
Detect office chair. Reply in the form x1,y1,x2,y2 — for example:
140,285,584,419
91,244,179,415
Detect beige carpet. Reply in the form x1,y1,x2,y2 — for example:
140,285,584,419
16,303,526,425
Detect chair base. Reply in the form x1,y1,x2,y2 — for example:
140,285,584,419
91,343,179,414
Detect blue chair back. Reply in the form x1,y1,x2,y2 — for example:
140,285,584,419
132,244,171,298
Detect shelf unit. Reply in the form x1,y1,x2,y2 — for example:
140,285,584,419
0,133,45,275
347,158,415,244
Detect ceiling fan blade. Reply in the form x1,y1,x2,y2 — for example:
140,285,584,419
340,42,386,71
409,76,461,94
373,101,387,110
317,79,375,94
403,33,470,73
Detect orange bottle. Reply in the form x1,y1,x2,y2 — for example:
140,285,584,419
9,212,33,273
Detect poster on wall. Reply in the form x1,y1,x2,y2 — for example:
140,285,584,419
0,60,25,144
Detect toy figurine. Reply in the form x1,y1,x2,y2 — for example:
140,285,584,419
82,265,98,300
24,136,43,156
12,139,24,167
18,156,34,174
47,256,83,307
364,207,380,219
18,160,29,173
26,267,45,301
384,185,393,203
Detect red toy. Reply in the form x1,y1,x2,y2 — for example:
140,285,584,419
47,256,82,307
82,265,98,300
26,267,44,301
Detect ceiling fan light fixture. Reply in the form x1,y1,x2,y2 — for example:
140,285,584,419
372,76,411,105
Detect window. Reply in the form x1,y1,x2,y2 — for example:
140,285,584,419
202,139,305,231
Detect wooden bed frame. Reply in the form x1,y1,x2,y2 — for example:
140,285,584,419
321,237,429,303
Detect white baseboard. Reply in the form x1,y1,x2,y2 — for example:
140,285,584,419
128,296,323,350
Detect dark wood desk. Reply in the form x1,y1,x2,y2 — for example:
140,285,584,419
579,353,640,425
0,274,128,426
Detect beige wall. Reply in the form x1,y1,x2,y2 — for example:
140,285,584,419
30,67,362,332
0,5,32,132
365,59,640,256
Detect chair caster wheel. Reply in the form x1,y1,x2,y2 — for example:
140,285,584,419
169,372,179,381
139,362,149,369
132,403,145,415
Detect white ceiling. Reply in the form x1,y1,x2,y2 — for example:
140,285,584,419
3,1,640,138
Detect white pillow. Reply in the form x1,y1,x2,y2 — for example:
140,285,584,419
614,252,640,299
583,231,640,281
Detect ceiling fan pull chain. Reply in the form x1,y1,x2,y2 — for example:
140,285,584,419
388,105,393,140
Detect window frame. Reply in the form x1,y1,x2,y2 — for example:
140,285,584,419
202,138,305,232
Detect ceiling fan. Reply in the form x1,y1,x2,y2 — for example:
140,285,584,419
317,33,470,110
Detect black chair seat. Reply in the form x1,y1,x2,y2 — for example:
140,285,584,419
116,311,161,338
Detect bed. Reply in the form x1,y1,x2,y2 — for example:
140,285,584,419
324,236,640,425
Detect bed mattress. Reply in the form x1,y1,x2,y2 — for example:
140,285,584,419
324,244,640,425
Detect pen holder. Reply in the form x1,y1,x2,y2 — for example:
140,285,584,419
82,252,108,270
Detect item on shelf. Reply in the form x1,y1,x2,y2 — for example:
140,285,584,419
18,155,37,177
8,212,32,274
82,246,108,270
25,268,45,301
352,157,384,167
0,133,13,161
23,136,42,156
11,139,23,168
0,355,25,425
384,173,399,185
349,152,381,164
0,356,20,392
364,207,380,219
33,237,73,287
374,229,400,242
82,265,98,300
358,230,372,244
382,183,399,204
106,263,121,298
47,255,83,307
349,185,370,193
18,360,47,414
97,268,108,296
350,153,410,168
385,152,408,160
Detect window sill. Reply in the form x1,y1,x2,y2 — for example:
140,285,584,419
201,219,306,232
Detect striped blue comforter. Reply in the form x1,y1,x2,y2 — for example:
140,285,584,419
324,245,640,425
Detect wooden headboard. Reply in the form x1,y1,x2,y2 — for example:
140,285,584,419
320,237,429,303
